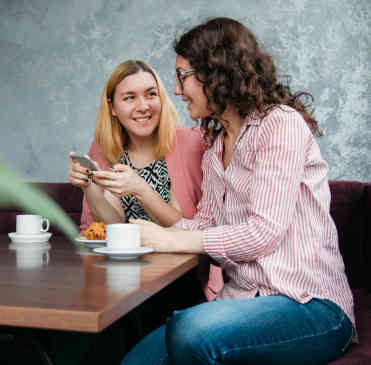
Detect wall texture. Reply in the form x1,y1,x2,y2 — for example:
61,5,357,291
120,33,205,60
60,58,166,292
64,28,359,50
0,0,370,182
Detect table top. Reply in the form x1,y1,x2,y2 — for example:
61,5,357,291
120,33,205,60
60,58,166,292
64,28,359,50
0,234,199,333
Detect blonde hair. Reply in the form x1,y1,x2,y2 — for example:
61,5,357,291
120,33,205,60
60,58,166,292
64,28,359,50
94,60,180,164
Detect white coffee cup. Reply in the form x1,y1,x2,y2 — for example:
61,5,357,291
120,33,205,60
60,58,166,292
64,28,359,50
15,247,50,269
106,223,140,250
16,215,50,235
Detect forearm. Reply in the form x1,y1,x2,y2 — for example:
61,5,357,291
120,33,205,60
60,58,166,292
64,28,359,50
173,229,204,253
160,228,204,253
135,184,183,227
83,183,124,224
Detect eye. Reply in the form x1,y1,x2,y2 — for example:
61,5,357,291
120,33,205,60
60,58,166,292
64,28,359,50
146,90,158,99
123,95,134,101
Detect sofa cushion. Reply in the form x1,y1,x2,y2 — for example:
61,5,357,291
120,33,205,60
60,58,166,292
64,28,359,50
329,181,367,288
329,288,371,364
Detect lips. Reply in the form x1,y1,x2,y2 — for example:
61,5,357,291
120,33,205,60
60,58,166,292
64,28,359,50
133,115,152,122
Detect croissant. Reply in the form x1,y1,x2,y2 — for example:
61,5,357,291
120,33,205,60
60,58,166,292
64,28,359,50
82,221,106,240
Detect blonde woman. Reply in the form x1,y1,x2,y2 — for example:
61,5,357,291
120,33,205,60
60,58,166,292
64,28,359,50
69,60,223,299
69,60,202,225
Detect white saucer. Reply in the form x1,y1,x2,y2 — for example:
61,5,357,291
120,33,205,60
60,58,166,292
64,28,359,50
93,247,153,260
75,236,106,245
75,246,102,256
9,242,51,250
8,232,52,244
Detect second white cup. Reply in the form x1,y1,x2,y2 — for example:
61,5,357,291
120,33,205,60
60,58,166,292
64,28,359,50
16,215,50,235
106,223,140,250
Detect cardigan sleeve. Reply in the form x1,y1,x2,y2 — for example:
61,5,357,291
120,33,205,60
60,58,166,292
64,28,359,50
165,126,205,219
79,141,111,231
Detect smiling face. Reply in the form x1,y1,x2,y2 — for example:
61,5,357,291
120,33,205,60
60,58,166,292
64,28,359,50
174,55,212,120
111,70,161,141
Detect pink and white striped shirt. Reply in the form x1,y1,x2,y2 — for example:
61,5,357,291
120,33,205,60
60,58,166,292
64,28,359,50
175,105,355,328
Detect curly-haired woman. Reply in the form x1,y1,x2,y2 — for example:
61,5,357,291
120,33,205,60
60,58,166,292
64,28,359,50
122,18,355,365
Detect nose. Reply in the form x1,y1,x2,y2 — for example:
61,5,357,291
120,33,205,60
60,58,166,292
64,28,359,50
136,96,149,112
174,80,182,96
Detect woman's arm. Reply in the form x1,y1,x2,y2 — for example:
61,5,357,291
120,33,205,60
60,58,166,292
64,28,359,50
69,151,125,226
83,181,125,223
135,185,183,226
133,219,204,253
83,182,125,224
92,165,183,227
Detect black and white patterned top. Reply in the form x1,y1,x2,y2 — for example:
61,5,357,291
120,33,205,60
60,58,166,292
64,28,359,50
119,146,171,222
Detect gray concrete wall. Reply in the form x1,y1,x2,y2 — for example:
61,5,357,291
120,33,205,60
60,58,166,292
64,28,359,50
0,0,370,182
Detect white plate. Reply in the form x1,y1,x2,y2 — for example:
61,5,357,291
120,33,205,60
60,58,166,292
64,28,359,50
93,247,153,260
75,236,106,244
8,232,52,244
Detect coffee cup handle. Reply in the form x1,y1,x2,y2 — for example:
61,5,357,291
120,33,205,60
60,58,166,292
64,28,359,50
43,251,50,265
41,218,50,232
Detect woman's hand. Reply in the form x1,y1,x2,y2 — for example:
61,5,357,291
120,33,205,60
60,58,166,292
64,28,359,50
92,164,146,198
132,219,204,254
132,219,176,252
68,152,91,189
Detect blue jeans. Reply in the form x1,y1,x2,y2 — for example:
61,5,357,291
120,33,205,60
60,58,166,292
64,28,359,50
122,295,353,365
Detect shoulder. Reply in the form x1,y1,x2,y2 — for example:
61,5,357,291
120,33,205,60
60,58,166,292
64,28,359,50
173,126,206,151
259,105,311,137
88,140,110,170
88,140,102,153
175,125,203,140
166,126,205,168
253,105,313,152
263,105,307,126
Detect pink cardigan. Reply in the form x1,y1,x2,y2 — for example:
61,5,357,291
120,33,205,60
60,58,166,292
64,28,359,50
80,126,223,300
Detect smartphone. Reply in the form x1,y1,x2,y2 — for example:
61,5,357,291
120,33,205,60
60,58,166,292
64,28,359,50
71,154,100,171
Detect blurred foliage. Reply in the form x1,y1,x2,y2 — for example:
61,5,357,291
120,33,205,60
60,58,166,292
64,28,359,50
0,159,78,240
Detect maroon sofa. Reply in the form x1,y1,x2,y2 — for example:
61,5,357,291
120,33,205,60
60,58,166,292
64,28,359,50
328,181,371,365
0,180,370,364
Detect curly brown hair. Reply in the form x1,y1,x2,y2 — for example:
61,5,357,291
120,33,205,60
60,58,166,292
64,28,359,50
173,17,322,145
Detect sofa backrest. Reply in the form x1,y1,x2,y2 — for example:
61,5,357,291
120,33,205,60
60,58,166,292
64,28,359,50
329,180,370,289
1,180,370,289
0,182,83,235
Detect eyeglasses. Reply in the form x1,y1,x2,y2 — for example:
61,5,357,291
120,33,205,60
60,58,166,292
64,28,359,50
176,69,195,90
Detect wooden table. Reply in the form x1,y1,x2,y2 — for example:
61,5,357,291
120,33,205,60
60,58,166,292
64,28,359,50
0,235,199,333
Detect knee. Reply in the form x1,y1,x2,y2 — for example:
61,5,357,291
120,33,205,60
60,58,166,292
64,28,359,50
165,308,216,363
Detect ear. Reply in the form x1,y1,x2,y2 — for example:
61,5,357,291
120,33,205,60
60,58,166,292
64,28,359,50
107,98,117,117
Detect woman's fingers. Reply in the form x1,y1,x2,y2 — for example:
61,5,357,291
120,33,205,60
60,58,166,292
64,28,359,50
92,171,118,180
93,175,120,188
69,172,90,187
132,219,153,226
93,177,125,196
111,164,131,173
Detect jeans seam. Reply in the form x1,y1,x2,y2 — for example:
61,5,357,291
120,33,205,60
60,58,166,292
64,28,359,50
219,311,349,356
